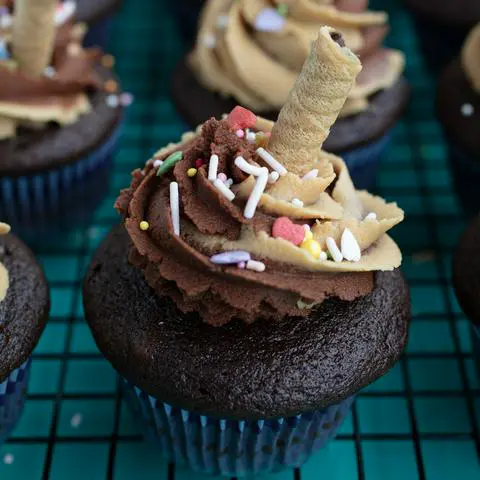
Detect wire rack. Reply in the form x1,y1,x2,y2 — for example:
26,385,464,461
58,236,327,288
1,0,479,478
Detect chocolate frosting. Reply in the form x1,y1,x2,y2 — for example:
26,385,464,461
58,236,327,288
117,114,404,326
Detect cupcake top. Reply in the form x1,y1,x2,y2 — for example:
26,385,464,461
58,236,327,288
118,27,404,326
0,0,123,140
437,23,480,157
189,0,405,117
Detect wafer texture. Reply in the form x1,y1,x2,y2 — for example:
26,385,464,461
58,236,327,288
462,23,480,93
12,0,57,77
268,26,362,174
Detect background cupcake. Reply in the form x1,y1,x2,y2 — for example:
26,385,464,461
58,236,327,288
0,0,129,235
85,28,410,476
0,223,49,443
404,0,480,72
172,0,409,189
437,23,480,215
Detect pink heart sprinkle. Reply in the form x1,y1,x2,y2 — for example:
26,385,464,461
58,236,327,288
227,106,257,130
272,217,305,246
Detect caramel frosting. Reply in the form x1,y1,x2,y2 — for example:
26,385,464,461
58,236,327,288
190,0,405,117
0,1,104,139
462,23,480,93
0,222,10,302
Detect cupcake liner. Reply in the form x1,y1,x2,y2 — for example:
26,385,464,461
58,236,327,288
170,0,206,46
0,359,31,445
340,131,392,190
447,140,480,216
121,377,355,477
84,16,113,49
0,119,123,234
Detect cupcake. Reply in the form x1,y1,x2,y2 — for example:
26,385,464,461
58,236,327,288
0,222,49,443
0,0,129,235
404,0,480,72
453,216,480,376
437,24,480,215
169,0,206,46
171,0,409,189
85,28,410,476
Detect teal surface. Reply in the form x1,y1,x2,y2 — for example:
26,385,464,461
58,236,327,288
1,0,480,478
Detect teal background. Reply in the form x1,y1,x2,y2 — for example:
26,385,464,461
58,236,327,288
1,0,480,478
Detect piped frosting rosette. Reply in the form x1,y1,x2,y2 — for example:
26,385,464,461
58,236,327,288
118,28,404,326
462,23,480,93
190,0,405,117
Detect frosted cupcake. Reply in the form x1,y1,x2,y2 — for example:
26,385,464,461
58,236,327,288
85,28,409,476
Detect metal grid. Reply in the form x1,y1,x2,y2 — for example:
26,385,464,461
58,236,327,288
1,0,479,478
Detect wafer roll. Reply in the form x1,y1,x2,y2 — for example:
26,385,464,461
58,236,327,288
268,26,362,174
462,23,480,93
12,0,57,77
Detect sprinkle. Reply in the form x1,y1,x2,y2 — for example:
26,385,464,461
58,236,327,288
208,154,219,181
246,260,266,273
326,237,343,263
268,171,279,184
170,182,180,236
291,198,304,208
157,151,183,176
364,212,377,221
139,220,149,231
202,33,217,48
277,3,289,16
213,179,235,201
217,172,227,182
106,94,119,108
195,159,205,168
217,14,229,28
302,169,318,180
301,239,322,259
226,178,234,187
101,54,115,68
238,261,246,269
235,129,245,138
3,454,14,465
272,217,305,245
303,230,313,242
104,79,118,93
246,131,257,144
244,168,268,219
119,92,134,106
44,66,56,78
256,147,287,176
255,7,286,32
341,228,361,262
153,159,163,168
461,103,474,117
70,413,83,428
227,106,257,130
255,132,270,148
234,156,265,177
210,251,251,265
303,224,310,232
319,251,328,261
187,168,197,177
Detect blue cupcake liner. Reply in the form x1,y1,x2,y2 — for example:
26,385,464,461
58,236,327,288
447,140,480,216
84,16,113,49
340,131,392,190
0,119,123,234
0,359,31,445
121,377,355,477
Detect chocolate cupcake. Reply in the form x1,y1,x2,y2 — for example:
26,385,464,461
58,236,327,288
0,223,49,444
0,0,129,235
404,0,480,72
171,0,409,189
437,24,480,215
453,215,480,377
85,29,410,476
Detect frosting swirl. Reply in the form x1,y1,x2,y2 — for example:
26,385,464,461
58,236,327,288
462,23,480,94
190,0,405,117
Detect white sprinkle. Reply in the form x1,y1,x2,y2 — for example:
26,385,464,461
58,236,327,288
70,413,83,428
153,159,163,168
235,156,265,177
364,212,377,221
244,168,268,219
217,14,229,29
246,131,257,144
246,260,266,272
326,237,343,263
256,148,287,176
170,182,180,236
303,224,310,232
461,103,474,117
319,251,327,261
291,198,304,208
3,454,14,465
341,228,361,262
213,179,235,201
44,66,56,78
268,171,279,184
221,113,228,120
302,169,318,180
208,154,219,181
202,33,216,48
254,7,286,32
0,15,12,29
226,178,234,187
106,94,119,108
217,172,227,182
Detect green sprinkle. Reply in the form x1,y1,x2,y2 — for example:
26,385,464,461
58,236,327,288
276,3,289,17
157,151,183,176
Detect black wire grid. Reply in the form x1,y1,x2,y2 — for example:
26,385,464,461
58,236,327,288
0,0,479,478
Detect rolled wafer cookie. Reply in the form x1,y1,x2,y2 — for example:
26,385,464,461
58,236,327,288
12,0,57,77
267,26,362,174
462,23,480,93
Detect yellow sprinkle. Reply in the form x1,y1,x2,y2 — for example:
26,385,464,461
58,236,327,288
187,168,198,177
104,79,118,93
101,54,115,68
301,239,322,259
139,221,149,231
304,230,313,242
